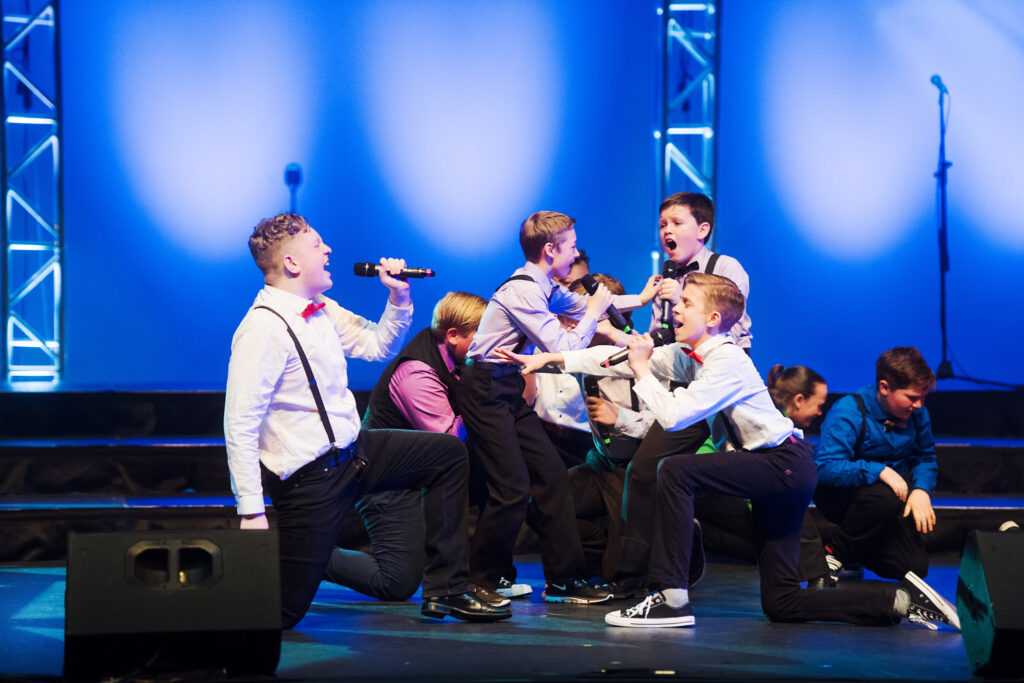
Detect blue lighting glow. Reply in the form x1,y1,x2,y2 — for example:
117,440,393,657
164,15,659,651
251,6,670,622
761,0,1024,259
356,1,561,256
108,2,315,259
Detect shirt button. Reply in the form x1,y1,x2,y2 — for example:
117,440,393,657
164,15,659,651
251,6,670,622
784,469,792,476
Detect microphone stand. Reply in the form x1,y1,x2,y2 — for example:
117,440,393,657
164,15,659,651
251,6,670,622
932,87,1021,391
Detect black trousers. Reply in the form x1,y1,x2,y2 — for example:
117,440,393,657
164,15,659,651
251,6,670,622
695,493,829,581
324,488,426,602
814,481,929,579
457,365,588,586
648,438,899,625
568,449,628,580
262,428,469,629
613,421,710,578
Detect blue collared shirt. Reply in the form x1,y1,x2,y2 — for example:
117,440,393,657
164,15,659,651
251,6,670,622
813,384,937,492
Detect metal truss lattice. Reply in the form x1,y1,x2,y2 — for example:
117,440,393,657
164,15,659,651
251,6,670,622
656,1,719,247
1,0,62,386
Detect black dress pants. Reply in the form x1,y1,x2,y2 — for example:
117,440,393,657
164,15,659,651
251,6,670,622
814,481,929,579
457,364,588,587
262,428,469,629
648,438,899,625
568,449,627,579
324,488,426,601
613,421,710,578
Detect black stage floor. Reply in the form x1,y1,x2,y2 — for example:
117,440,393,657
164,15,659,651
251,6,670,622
1,555,976,682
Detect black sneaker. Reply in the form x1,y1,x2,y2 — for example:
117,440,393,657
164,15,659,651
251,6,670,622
542,578,612,604
900,571,961,632
469,584,511,607
495,577,533,599
824,547,843,587
605,591,695,628
608,575,648,600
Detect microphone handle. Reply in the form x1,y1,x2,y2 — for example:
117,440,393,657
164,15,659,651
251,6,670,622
583,375,611,445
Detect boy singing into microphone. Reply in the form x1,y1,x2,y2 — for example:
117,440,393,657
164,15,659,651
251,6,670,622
457,210,657,602
225,213,509,628
501,272,959,631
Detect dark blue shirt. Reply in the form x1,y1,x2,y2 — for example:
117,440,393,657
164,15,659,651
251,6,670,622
814,384,937,493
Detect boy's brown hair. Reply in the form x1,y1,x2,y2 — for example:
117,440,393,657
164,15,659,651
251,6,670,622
249,213,309,275
520,211,575,262
876,347,936,391
683,271,744,332
659,192,715,241
430,292,487,341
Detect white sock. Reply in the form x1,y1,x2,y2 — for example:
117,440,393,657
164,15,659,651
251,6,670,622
661,588,689,607
894,588,910,616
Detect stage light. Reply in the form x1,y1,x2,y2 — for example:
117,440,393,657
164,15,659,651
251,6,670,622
109,2,314,260
356,1,561,256
760,0,1024,259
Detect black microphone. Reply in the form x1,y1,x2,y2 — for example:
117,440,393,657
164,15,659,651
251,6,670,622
600,327,675,368
660,260,678,328
353,262,436,279
930,74,948,95
583,375,611,446
580,274,633,334
284,163,302,213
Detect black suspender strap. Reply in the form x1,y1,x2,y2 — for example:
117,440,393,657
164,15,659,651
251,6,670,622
629,378,640,412
254,306,336,445
852,393,868,454
704,253,720,275
496,273,549,354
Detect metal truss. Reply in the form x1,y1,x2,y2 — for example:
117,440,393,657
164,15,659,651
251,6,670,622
655,1,719,248
1,0,62,386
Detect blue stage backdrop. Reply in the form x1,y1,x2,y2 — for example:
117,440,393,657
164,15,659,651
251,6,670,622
58,0,1022,393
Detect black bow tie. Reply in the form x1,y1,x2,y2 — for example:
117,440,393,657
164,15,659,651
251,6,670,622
680,261,700,276
882,416,908,432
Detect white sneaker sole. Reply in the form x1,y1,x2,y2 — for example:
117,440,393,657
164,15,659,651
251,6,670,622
604,611,695,628
496,584,533,599
904,571,961,632
542,591,611,604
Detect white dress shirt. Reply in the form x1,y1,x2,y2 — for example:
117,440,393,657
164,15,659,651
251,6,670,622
563,334,793,451
533,371,590,433
224,285,412,515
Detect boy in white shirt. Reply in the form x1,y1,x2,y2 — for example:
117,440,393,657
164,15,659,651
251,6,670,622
501,272,959,631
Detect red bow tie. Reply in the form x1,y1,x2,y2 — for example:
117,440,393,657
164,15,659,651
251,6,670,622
301,302,326,319
683,347,703,364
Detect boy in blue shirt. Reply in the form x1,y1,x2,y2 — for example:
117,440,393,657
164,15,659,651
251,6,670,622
813,347,937,584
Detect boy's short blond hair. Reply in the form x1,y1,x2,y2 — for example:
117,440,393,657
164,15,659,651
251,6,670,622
430,292,487,341
520,211,575,262
249,213,309,275
683,272,745,332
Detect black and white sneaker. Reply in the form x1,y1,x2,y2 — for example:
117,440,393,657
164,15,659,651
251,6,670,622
542,578,612,604
605,591,695,628
496,577,533,599
469,584,511,608
900,571,961,632
824,547,843,587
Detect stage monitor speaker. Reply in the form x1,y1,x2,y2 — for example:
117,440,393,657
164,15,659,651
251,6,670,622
956,529,1024,679
64,529,281,679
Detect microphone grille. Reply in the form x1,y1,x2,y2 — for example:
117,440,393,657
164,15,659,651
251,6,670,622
353,262,375,276
663,260,678,278
579,273,599,294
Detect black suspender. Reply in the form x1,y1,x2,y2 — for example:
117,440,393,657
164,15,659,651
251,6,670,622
852,393,868,454
253,306,336,445
704,253,720,275
495,273,552,354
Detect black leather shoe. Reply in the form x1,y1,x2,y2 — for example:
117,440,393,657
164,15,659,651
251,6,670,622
422,593,512,622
